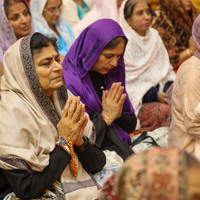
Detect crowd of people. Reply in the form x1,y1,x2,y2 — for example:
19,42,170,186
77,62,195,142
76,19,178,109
0,0,200,199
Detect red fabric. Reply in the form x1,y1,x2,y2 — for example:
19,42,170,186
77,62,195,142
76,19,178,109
138,102,170,132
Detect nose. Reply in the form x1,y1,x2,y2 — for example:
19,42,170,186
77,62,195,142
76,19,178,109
20,15,28,24
52,60,63,72
109,57,118,67
54,9,61,17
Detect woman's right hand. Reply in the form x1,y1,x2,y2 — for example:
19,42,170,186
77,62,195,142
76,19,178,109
101,82,126,126
57,96,88,146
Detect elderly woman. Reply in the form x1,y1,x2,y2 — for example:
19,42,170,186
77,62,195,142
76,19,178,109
62,19,136,160
119,0,175,132
168,15,200,159
0,33,106,200
0,0,34,76
100,147,200,200
31,0,75,57
152,0,198,70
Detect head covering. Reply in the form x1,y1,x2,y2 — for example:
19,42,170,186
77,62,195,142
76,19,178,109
72,0,119,38
0,0,34,63
192,0,200,13
100,147,188,200
0,34,98,199
192,14,200,59
152,0,198,67
63,19,134,145
119,0,175,115
30,0,74,55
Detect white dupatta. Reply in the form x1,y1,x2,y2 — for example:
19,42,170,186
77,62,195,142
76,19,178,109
119,0,175,115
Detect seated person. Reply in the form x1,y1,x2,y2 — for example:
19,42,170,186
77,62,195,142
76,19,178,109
62,19,137,160
100,147,200,200
31,0,75,57
0,0,34,76
168,14,200,158
62,0,93,27
152,0,198,70
119,0,175,132
0,33,106,200
72,0,121,38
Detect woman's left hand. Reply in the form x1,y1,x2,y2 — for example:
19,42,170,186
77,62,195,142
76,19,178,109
158,92,168,104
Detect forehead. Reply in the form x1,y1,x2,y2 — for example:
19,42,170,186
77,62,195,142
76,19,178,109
45,0,62,7
33,44,58,61
7,2,27,15
133,1,149,12
101,39,125,55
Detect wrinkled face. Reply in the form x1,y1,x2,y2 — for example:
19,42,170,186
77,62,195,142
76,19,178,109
33,44,63,97
126,1,152,36
182,0,193,11
43,0,62,28
91,39,125,75
7,2,31,40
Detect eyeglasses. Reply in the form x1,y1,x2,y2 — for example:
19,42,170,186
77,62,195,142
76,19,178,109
43,5,63,13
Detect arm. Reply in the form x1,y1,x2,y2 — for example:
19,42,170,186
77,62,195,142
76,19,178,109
74,138,106,174
178,62,200,139
115,112,137,133
142,86,159,103
2,146,71,199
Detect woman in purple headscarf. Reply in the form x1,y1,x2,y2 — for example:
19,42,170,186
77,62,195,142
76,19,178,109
62,19,136,160
168,14,200,159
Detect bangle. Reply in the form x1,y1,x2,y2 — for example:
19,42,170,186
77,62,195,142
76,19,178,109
102,114,112,126
56,136,78,177
186,49,191,57
102,114,110,121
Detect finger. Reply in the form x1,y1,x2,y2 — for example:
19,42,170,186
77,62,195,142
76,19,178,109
62,96,73,117
72,103,82,122
77,115,88,131
107,82,116,98
118,94,126,106
67,96,77,118
102,90,106,102
114,86,124,103
110,82,121,100
79,104,85,119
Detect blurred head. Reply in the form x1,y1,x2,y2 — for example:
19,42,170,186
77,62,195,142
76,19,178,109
90,36,127,75
182,0,193,11
124,0,152,36
4,0,31,39
30,33,63,97
100,147,200,200
42,0,62,28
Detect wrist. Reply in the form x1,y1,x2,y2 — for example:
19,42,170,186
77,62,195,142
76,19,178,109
102,113,112,126
76,136,89,151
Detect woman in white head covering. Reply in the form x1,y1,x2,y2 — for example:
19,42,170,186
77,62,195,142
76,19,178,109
119,0,175,132
31,0,75,57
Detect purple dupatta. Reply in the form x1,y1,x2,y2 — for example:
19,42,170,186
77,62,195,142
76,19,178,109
62,19,134,144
